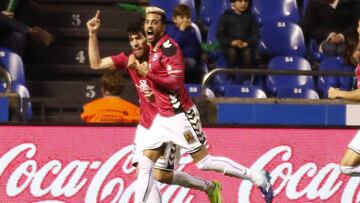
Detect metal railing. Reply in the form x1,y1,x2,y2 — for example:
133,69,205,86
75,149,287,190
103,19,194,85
201,68,355,96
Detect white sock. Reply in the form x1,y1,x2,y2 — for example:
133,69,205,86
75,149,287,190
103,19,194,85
135,155,155,203
196,155,251,180
340,165,360,176
146,181,162,203
172,170,213,192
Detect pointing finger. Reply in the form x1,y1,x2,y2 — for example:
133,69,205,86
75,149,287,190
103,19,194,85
94,10,100,19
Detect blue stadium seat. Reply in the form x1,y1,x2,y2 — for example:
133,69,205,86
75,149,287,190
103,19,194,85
223,85,267,98
199,0,230,26
308,39,325,61
0,48,25,85
259,22,306,57
149,0,197,22
0,79,6,93
12,84,32,121
318,57,353,98
186,83,202,98
185,83,215,98
266,56,314,95
252,0,299,25
206,22,224,61
277,88,319,99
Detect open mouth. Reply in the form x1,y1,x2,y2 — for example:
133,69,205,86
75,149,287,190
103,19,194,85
147,29,154,41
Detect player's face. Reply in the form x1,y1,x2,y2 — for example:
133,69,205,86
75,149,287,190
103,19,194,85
144,13,165,44
129,33,147,58
357,19,360,36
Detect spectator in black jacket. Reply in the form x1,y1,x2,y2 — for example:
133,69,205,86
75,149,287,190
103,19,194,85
0,0,54,57
302,0,360,57
216,0,259,83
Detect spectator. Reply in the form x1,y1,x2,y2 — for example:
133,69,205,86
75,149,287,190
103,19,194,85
81,70,140,123
302,0,360,57
216,0,259,83
0,0,54,57
328,19,360,100
167,4,203,83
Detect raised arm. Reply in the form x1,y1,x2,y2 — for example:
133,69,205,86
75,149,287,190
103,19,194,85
87,10,115,70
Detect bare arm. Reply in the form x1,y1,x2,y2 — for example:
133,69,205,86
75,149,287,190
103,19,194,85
87,10,115,70
328,87,360,101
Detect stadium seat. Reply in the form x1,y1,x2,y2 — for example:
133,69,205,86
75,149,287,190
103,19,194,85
0,48,25,85
223,85,267,98
317,57,353,98
149,0,197,22
266,56,314,95
199,0,230,26
0,66,11,93
308,39,325,61
185,83,215,98
277,87,319,99
259,22,306,57
12,84,32,121
252,0,299,25
206,22,224,61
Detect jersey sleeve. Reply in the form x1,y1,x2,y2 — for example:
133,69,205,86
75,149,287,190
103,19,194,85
146,40,185,90
111,52,128,70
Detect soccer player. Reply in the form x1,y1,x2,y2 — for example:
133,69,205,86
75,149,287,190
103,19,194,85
328,18,360,177
134,7,273,203
86,10,222,202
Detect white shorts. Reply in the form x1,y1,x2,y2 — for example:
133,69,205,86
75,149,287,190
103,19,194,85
132,124,180,171
348,130,360,154
144,105,207,154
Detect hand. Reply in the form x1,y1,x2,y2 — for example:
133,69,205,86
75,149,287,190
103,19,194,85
179,20,191,31
136,61,149,76
238,41,249,48
87,10,101,34
231,40,243,47
144,90,154,102
329,34,344,44
1,10,14,18
127,54,138,69
328,87,340,99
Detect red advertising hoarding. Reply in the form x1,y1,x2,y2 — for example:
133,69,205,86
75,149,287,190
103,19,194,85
0,126,359,202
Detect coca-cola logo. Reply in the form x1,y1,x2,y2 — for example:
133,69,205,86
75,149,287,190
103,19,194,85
1,143,359,202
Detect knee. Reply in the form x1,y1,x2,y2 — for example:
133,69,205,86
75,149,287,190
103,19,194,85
339,165,353,175
196,155,211,171
153,169,173,184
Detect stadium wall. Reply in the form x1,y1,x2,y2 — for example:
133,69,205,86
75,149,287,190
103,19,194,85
0,126,359,202
217,103,360,126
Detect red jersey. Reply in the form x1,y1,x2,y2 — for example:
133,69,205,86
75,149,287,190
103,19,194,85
111,52,157,129
356,64,360,88
145,34,193,117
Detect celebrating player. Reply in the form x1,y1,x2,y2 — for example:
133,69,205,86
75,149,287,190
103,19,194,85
86,10,222,202
134,7,273,203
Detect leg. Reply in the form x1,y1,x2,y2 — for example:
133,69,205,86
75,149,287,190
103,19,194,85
236,47,253,83
339,131,360,176
135,148,163,203
224,47,239,68
339,148,360,176
335,42,347,57
152,142,221,203
192,146,273,202
321,41,337,56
